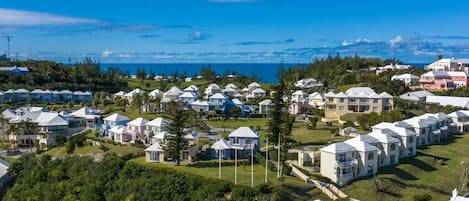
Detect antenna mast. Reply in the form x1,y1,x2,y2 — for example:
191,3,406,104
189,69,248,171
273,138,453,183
4,36,13,58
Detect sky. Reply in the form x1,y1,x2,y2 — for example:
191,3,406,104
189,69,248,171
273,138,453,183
1,0,469,63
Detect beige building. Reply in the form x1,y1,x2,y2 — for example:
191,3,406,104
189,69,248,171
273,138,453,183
324,87,394,121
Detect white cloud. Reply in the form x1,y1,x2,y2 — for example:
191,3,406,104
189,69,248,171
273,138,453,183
389,35,403,47
101,50,112,58
0,8,102,26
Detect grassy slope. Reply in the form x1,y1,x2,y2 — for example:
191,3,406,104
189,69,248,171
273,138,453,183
130,157,328,200
45,143,144,157
343,133,469,201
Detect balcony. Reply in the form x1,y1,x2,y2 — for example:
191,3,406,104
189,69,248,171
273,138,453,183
335,159,358,168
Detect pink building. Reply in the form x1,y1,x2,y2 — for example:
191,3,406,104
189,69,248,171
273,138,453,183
420,71,469,91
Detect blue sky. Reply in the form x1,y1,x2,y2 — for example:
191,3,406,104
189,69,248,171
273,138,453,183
2,0,469,63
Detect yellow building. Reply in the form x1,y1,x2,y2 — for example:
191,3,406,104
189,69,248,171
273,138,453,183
324,87,393,121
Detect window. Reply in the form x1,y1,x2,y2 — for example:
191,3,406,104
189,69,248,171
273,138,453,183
233,138,240,144
409,136,414,143
150,151,159,161
368,166,374,174
390,143,396,151
373,106,378,112
339,98,345,103
373,99,378,103
339,106,344,111
338,153,346,162
390,155,396,164
328,97,334,102
368,152,374,160
408,147,414,156
246,138,252,145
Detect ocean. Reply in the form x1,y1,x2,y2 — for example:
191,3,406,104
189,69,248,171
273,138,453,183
100,63,428,84
100,63,305,83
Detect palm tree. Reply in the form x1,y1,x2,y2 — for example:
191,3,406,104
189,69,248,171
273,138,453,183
131,93,145,115
4,124,13,148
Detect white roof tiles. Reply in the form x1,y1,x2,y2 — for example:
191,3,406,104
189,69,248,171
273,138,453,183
225,83,238,89
148,89,163,97
179,92,197,98
449,110,469,118
124,88,145,97
145,143,164,152
70,107,100,119
229,127,259,138
209,93,226,99
259,99,272,105
103,113,129,122
146,117,169,127
426,95,469,109
211,139,231,150
128,117,149,126
344,139,378,152
252,88,266,93
320,142,355,154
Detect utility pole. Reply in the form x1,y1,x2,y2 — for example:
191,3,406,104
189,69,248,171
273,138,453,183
265,137,268,184
234,143,237,185
4,36,13,58
251,142,254,188
460,161,468,192
218,137,221,179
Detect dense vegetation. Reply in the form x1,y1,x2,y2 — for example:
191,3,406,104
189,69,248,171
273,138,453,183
5,154,277,201
0,59,128,92
281,54,425,95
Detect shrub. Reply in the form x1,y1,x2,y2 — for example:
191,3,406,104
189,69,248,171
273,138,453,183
413,193,432,201
65,142,75,154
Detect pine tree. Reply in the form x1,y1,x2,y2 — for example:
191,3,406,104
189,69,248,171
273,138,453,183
164,102,189,166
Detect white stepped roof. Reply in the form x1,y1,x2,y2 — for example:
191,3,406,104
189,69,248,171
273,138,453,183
248,82,261,89
309,92,324,99
149,89,163,97
259,99,272,105
252,88,265,93
229,127,259,138
391,73,418,80
164,86,183,96
36,112,68,126
145,143,164,152
345,87,375,95
344,139,378,152
146,117,169,127
209,93,226,99
206,83,221,90
367,131,400,143
153,131,168,140
449,110,469,118
211,139,231,150
114,91,126,96
179,92,197,98
109,125,128,134
15,89,29,93
426,95,469,109
103,113,129,122
128,117,149,126
320,142,355,154
70,107,100,119
124,88,145,97
225,83,238,89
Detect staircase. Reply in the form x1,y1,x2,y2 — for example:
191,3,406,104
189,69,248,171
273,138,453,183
289,162,349,200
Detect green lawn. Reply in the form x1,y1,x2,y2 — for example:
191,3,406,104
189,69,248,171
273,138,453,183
45,143,144,157
129,157,277,187
291,122,345,146
343,133,469,201
206,118,269,130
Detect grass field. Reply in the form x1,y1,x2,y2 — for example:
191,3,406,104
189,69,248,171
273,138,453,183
291,122,345,146
206,118,269,130
342,133,469,201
